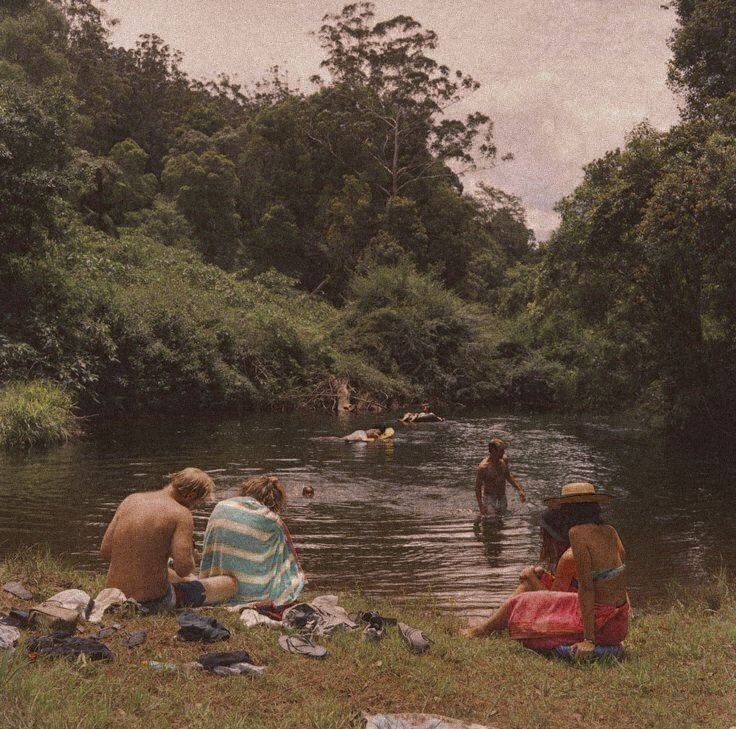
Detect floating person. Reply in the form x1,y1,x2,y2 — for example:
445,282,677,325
462,482,628,657
302,485,315,498
99,468,236,612
399,403,444,423
320,423,395,442
475,437,526,515
199,475,305,605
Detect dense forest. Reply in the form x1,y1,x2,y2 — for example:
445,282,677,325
0,0,734,437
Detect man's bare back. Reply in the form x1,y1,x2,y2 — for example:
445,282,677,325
101,489,195,602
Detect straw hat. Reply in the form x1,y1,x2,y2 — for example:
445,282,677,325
544,481,613,508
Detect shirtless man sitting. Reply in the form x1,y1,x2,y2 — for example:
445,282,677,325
100,467,235,613
475,438,526,515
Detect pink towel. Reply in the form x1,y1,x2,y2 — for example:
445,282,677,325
507,590,629,650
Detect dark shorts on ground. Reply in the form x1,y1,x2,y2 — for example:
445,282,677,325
141,581,207,614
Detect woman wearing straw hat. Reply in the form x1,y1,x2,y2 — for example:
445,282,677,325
462,482,628,656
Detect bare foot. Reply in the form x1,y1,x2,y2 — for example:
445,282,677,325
460,626,482,638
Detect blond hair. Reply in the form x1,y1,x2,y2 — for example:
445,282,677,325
167,468,214,502
240,475,286,514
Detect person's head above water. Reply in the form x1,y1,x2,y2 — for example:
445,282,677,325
302,485,315,498
240,475,286,514
488,438,506,457
371,423,394,438
166,468,214,508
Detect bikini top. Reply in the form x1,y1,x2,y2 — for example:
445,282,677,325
591,564,626,582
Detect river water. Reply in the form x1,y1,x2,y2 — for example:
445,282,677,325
1,411,734,614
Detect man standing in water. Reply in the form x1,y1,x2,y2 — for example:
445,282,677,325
100,468,235,611
475,438,526,515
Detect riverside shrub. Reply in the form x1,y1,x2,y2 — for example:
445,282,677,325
0,380,78,449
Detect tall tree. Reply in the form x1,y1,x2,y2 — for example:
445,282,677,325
311,2,496,198
668,0,736,112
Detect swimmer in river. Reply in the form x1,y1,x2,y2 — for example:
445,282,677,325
475,438,526,515
320,423,395,442
400,403,444,423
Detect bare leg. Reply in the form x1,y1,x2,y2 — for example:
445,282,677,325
200,575,236,605
462,579,537,638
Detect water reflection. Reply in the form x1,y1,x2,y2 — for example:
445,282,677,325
1,411,735,615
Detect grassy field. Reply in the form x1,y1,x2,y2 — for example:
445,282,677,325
1,550,735,728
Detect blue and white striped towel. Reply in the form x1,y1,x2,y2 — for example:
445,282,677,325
199,496,305,605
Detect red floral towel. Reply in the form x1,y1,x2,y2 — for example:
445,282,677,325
507,590,629,650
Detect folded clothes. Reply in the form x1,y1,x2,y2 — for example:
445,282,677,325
198,650,253,671
42,589,93,619
88,588,127,623
212,662,266,677
123,630,147,648
0,625,20,652
238,609,282,629
26,632,113,661
1,608,31,629
177,612,230,643
2,581,34,601
553,643,625,661
365,714,490,729
283,595,357,637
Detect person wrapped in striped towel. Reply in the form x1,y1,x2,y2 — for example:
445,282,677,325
199,476,305,605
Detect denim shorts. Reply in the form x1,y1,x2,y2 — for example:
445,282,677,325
141,581,206,614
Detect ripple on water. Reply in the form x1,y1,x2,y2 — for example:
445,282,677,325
1,411,735,614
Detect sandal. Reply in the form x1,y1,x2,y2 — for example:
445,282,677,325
398,622,432,654
278,633,327,658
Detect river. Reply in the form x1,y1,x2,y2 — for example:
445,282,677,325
1,411,734,615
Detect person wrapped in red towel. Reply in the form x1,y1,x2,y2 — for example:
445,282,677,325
463,482,628,657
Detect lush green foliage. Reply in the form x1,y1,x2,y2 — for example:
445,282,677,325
1,0,734,435
531,2,736,432
0,380,78,449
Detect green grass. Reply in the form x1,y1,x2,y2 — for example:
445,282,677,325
1,551,735,728
0,380,79,450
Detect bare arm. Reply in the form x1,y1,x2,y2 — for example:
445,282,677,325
170,512,196,578
550,550,576,592
475,463,487,515
615,531,626,563
570,528,596,649
99,510,120,562
504,460,526,502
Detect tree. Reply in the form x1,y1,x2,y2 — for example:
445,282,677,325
668,0,736,112
0,80,74,256
311,2,496,198
161,149,241,267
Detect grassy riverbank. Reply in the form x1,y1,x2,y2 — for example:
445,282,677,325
1,552,735,728
0,382,79,451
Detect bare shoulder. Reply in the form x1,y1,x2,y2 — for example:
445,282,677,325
568,523,594,541
477,457,489,470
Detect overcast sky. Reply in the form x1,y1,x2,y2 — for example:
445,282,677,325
105,0,681,240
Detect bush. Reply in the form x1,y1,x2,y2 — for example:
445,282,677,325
0,380,78,450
